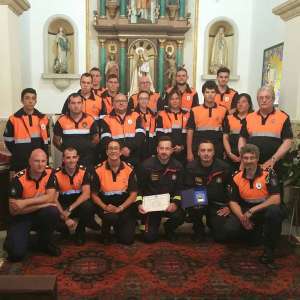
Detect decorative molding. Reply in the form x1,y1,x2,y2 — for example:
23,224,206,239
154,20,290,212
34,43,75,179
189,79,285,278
192,0,199,88
42,74,81,91
273,0,300,22
0,0,30,16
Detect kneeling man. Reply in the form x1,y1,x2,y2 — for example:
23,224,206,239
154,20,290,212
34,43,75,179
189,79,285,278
5,149,60,262
229,144,285,268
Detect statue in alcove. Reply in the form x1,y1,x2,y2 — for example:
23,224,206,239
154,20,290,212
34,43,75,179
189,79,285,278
105,53,119,78
129,47,155,95
165,44,177,88
129,0,158,23
209,27,228,74
53,27,69,74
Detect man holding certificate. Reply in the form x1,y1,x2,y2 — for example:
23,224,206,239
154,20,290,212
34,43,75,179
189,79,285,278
136,136,185,242
184,140,236,242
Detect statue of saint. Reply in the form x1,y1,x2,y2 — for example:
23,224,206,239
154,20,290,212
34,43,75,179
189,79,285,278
165,45,177,88
129,0,158,23
130,47,154,95
105,53,119,78
209,27,228,74
53,27,69,74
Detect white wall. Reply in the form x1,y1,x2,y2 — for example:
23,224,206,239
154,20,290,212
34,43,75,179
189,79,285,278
188,0,254,103
248,0,285,108
19,0,86,114
13,0,286,114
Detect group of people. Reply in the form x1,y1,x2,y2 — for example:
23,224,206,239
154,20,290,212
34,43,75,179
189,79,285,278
3,66,293,269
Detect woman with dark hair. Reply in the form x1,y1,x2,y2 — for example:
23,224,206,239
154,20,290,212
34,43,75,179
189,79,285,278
156,88,189,165
223,93,253,171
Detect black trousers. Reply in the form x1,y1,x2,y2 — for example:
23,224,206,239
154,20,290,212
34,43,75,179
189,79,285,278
5,206,60,261
226,204,285,249
139,208,185,243
187,205,240,242
96,205,137,245
59,199,95,235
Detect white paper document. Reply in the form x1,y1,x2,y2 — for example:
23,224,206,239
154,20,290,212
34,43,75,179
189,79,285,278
142,193,170,212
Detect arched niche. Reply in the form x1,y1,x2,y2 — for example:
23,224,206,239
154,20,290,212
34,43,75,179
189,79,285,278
202,17,239,81
42,15,80,91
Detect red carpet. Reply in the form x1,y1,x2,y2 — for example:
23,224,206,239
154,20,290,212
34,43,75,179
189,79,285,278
1,236,300,299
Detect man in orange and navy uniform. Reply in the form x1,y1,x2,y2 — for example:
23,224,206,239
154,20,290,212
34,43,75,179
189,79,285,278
132,90,156,161
228,144,285,268
55,147,95,245
90,67,107,97
164,67,199,112
186,80,227,161
100,93,145,166
99,74,120,118
4,149,61,262
92,140,138,245
62,73,103,121
53,93,99,169
239,85,293,177
215,67,238,114
3,88,50,172
156,88,189,165
128,75,164,113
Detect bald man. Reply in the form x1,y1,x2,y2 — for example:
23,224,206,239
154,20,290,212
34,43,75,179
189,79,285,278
4,149,61,262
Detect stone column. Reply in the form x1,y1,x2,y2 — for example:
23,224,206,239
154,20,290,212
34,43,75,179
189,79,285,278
273,0,300,120
158,39,166,94
159,0,166,18
178,0,186,20
119,38,127,94
119,0,127,18
99,39,106,87
176,40,184,68
99,0,106,18
0,0,30,117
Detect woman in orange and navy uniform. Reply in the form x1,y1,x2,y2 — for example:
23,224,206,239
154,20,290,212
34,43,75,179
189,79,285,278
156,88,189,165
91,140,138,245
223,93,253,171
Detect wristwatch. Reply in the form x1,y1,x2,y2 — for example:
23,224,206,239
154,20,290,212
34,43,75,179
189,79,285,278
119,205,124,211
66,207,72,213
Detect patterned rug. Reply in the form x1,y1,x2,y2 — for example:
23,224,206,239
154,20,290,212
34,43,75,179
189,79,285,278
1,236,300,300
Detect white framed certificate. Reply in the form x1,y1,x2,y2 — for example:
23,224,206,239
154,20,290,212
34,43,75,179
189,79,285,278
142,193,170,212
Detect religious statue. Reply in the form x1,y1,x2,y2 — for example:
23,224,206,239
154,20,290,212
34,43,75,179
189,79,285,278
53,27,69,74
165,45,177,87
129,0,158,24
105,53,119,78
130,47,154,95
209,27,228,74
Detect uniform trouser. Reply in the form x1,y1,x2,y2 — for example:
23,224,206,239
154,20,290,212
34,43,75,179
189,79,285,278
96,205,137,245
5,206,60,261
187,205,240,242
59,199,95,235
226,204,285,250
140,208,185,243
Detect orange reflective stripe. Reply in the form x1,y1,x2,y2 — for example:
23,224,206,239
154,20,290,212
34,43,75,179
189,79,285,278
18,168,53,199
58,115,95,134
10,115,49,144
228,115,242,135
233,171,269,203
158,111,189,133
246,110,287,139
94,162,133,194
103,113,140,140
55,168,85,194
83,95,102,119
192,105,226,131
215,89,236,111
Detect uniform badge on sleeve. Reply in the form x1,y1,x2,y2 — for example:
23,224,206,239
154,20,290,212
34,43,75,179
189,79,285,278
195,177,203,185
172,174,177,181
225,96,230,102
216,177,222,183
187,95,191,101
